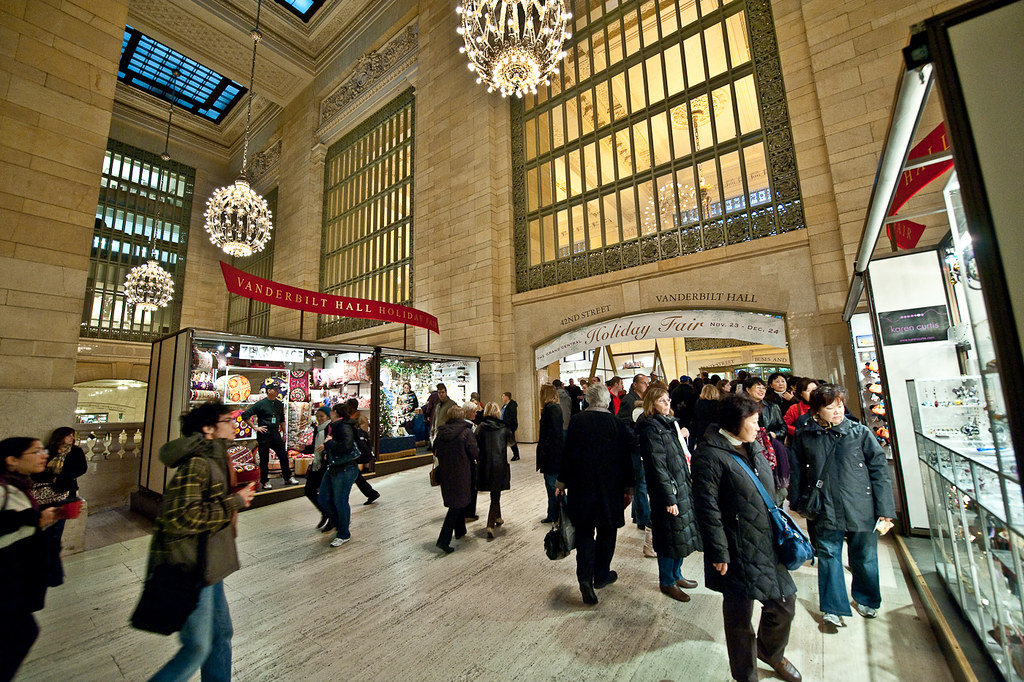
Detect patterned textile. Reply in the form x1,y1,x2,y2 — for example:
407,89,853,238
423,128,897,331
286,402,311,449
192,348,214,371
228,445,259,486
289,370,309,402
215,375,251,403
231,410,254,439
190,390,218,402
309,359,370,388
261,376,288,396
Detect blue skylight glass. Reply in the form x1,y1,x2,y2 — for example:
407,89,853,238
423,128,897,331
273,0,327,22
118,26,246,124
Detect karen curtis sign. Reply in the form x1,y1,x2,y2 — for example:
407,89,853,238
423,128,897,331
535,310,786,369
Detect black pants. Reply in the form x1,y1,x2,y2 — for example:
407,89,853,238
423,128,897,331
305,466,325,512
437,506,467,547
486,491,502,528
466,461,478,517
574,523,618,586
722,592,796,682
354,472,377,499
509,431,520,459
256,427,291,483
0,611,38,682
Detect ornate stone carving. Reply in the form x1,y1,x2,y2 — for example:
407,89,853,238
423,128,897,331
248,140,282,185
319,24,418,127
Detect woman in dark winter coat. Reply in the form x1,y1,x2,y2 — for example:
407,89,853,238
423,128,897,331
475,403,511,539
1,437,60,682
687,383,721,451
32,426,89,587
691,394,801,682
637,387,701,603
792,384,895,629
556,383,634,606
742,377,791,505
305,407,333,530
434,406,479,554
536,384,564,523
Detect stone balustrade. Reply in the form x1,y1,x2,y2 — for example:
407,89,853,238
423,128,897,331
74,422,144,461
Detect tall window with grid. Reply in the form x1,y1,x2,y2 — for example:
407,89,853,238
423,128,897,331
226,188,277,335
512,0,805,291
83,140,194,341
319,89,414,338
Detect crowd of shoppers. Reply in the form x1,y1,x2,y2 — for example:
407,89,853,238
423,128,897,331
2,363,898,682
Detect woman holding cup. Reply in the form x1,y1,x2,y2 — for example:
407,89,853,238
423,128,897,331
31,426,88,587
1,437,61,681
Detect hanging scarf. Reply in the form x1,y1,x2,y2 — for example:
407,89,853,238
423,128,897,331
46,444,71,475
0,471,39,510
756,427,777,469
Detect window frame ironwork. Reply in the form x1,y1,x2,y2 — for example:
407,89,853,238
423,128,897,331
83,139,194,342
511,0,805,292
318,88,415,338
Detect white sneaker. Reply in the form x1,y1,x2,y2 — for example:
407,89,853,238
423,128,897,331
855,603,878,618
285,477,299,485
822,613,846,628
261,482,273,490
329,537,350,548
643,527,657,558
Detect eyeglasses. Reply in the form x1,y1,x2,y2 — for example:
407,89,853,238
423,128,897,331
217,418,235,424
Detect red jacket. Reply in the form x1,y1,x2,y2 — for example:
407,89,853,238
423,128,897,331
784,402,811,437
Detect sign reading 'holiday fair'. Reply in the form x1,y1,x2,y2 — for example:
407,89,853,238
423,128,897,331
534,310,786,369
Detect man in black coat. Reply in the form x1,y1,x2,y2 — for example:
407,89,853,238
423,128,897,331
500,391,520,461
557,383,635,606
565,379,583,414
670,375,696,428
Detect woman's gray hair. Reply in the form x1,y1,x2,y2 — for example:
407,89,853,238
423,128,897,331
585,382,610,408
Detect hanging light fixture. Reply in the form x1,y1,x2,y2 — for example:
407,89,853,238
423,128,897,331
203,0,272,258
124,72,179,312
456,0,572,98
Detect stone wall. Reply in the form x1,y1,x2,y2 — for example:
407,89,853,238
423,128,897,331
0,0,131,436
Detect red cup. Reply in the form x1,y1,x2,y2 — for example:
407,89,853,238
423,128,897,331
62,499,83,519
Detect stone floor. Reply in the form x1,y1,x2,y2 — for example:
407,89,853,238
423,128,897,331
20,444,953,681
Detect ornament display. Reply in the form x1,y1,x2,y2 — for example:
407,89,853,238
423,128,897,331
215,375,251,403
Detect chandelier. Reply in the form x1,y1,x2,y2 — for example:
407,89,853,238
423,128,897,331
125,260,175,311
204,0,272,258
456,0,572,98
125,72,179,311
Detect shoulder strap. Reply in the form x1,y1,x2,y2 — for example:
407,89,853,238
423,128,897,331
729,453,776,511
812,431,840,490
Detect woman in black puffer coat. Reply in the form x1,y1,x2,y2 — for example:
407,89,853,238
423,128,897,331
687,383,721,451
692,394,801,682
476,403,511,539
637,387,702,603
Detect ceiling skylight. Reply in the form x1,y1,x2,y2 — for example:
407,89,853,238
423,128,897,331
118,26,246,124
273,0,327,22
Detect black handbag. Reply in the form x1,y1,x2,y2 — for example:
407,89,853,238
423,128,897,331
798,435,838,521
130,532,208,635
544,495,575,560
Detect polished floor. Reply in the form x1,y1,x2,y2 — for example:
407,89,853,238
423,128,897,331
21,444,953,681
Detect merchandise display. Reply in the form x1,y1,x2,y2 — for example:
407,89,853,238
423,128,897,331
140,329,481,504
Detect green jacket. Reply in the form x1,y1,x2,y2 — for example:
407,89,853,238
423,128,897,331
148,434,245,585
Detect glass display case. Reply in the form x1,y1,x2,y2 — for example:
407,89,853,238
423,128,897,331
912,377,1024,680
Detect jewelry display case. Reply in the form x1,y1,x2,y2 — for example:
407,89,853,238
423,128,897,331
912,377,1024,680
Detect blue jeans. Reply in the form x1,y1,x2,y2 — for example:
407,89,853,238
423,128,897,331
657,556,683,587
150,581,232,682
543,473,559,520
630,452,650,527
815,528,881,616
319,464,359,540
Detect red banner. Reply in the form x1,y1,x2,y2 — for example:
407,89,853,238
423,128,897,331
220,261,439,334
885,123,953,250
889,123,953,216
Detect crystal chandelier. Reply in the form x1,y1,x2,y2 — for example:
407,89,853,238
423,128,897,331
456,0,572,98
204,0,272,258
125,259,175,311
125,72,178,311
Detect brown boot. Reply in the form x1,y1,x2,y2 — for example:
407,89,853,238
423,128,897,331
659,584,690,602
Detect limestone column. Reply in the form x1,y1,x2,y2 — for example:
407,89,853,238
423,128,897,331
0,0,131,437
